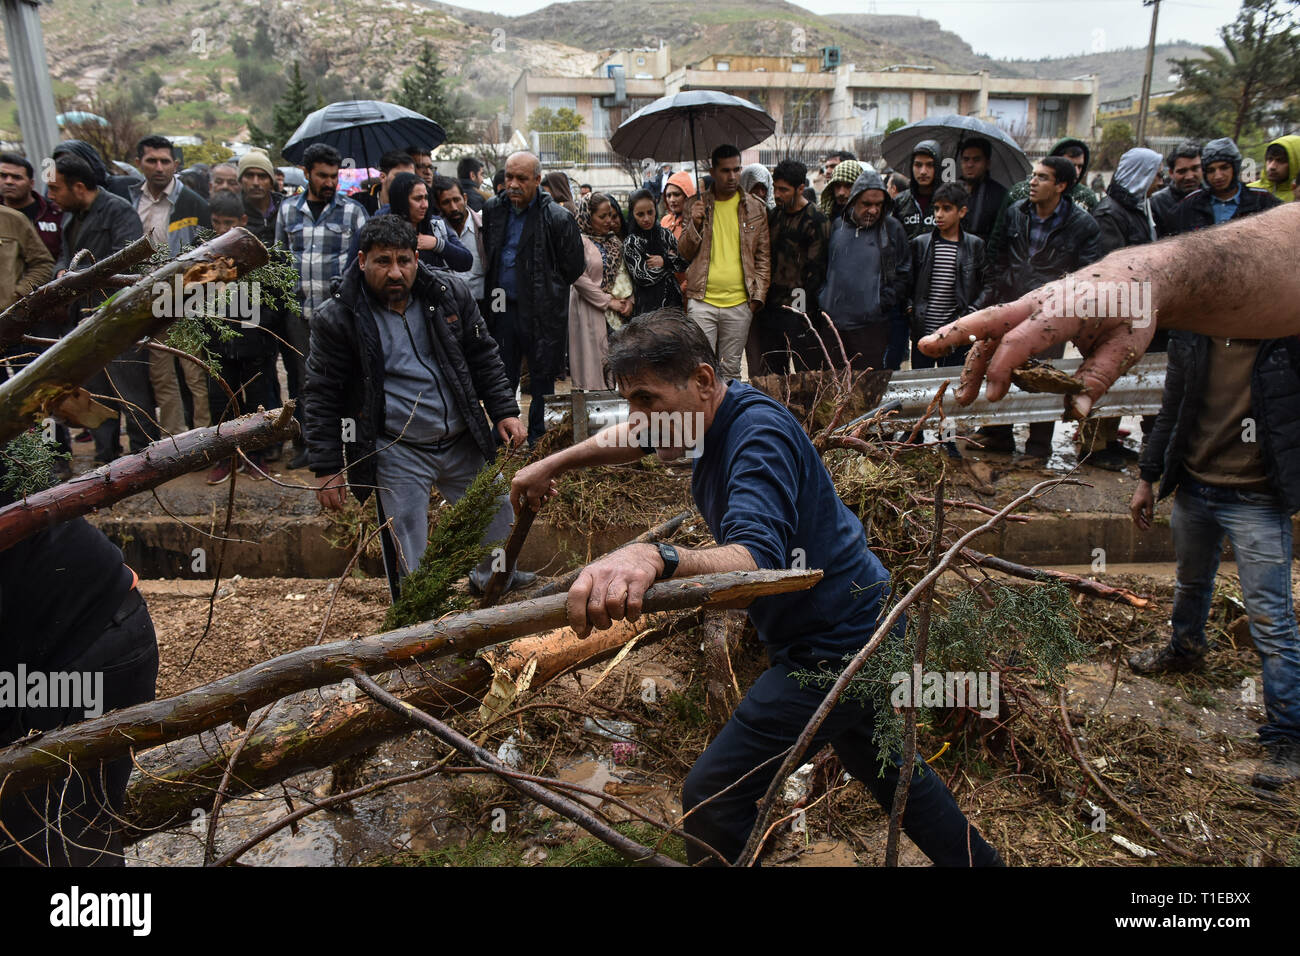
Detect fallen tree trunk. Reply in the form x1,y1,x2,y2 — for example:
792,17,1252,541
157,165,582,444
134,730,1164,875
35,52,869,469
0,569,820,793
960,548,1152,608
0,404,298,552
0,227,268,443
0,236,156,346
125,617,652,840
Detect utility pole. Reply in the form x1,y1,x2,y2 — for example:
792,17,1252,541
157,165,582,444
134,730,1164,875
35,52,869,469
1,0,60,164
1135,0,1161,144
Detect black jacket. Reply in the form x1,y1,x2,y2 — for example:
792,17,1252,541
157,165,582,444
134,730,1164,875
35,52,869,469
975,196,1101,309
1172,183,1281,235
964,175,1008,242
1092,180,1154,255
891,187,933,240
1149,183,1195,238
53,189,145,332
481,189,585,379
304,261,520,500
459,178,486,213
1139,332,1300,515
908,228,985,337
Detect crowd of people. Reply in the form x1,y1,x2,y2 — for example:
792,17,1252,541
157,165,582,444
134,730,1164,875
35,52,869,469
2,124,1298,867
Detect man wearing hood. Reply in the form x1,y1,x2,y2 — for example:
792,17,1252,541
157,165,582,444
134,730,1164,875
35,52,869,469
892,140,940,241
1150,141,1202,238
1081,147,1163,470
1248,134,1300,204
1174,138,1281,234
820,169,910,372
818,158,863,221
986,137,1097,266
973,156,1101,461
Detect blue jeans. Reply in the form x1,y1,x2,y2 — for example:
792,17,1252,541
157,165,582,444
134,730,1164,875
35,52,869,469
883,306,909,370
1170,480,1300,747
682,646,1001,866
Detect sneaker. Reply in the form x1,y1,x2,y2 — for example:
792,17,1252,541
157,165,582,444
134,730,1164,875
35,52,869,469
1128,643,1206,675
74,430,93,443
467,568,539,598
239,454,268,481
288,447,310,470
205,459,234,485
1251,743,1300,791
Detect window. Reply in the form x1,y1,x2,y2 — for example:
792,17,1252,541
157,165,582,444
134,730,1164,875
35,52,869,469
784,93,822,135
592,101,611,138
791,62,807,73
538,96,577,113
853,89,910,133
716,60,730,71
1037,98,1064,140
925,92,956,117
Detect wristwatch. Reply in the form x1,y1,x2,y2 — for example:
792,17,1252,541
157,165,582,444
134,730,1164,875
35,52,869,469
655,542,679,580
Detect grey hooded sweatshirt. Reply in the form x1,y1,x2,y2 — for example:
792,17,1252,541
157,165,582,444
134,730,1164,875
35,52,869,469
819,169,911,329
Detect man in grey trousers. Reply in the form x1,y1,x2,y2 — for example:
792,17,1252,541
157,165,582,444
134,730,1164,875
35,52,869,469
305,216,533,598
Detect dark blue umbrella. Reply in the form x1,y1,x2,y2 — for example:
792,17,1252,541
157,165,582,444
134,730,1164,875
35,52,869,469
881,114,1030,189
281,100,446,170
610,90,775,182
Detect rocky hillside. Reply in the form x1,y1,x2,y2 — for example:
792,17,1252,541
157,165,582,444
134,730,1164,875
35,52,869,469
0,0,1219,144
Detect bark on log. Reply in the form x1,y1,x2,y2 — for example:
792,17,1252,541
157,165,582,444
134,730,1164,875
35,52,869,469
0,569,820,793
701,610,744,735
960,548,1152,608
125,617,650,840
0,227,268,444
0,236,156,345
0,405,298,553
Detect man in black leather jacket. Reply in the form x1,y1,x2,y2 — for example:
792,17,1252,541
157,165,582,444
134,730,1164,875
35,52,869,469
480,151,585,443
305,216,531,598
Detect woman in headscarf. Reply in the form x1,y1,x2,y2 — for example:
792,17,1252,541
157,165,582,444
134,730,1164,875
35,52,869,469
569,193,633,390
659,171,696,295
740,163,775,210
624,187,687,315
386,172,472,272
541,171,576,214
659,170,696,239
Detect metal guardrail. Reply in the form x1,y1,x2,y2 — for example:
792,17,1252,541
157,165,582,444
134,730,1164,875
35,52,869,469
544,353,1168,434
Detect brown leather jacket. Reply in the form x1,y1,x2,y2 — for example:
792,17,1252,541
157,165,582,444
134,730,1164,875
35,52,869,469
677,189,771,307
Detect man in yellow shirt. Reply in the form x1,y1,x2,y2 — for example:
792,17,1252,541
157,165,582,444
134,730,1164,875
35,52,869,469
677,145,771,380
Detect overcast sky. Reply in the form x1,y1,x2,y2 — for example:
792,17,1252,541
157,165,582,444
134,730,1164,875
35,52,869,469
439,0,1243,60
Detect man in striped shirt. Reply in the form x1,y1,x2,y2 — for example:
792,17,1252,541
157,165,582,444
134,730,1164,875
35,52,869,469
276,143,368,469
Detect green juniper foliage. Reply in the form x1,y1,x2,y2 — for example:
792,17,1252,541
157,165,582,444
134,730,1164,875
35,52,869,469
791,581,1086,774
383,454,520,630
0,429,70,498
149,236,301,379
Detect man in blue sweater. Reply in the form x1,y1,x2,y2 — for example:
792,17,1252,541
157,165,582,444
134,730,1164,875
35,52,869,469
512,310,1002,866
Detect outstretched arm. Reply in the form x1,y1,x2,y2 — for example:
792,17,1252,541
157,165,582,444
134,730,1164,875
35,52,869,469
918,203,1300,419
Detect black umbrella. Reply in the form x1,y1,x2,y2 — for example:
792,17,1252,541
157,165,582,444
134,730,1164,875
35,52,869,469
281,100,446,171
881,114,1031,189
610,90,775,183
